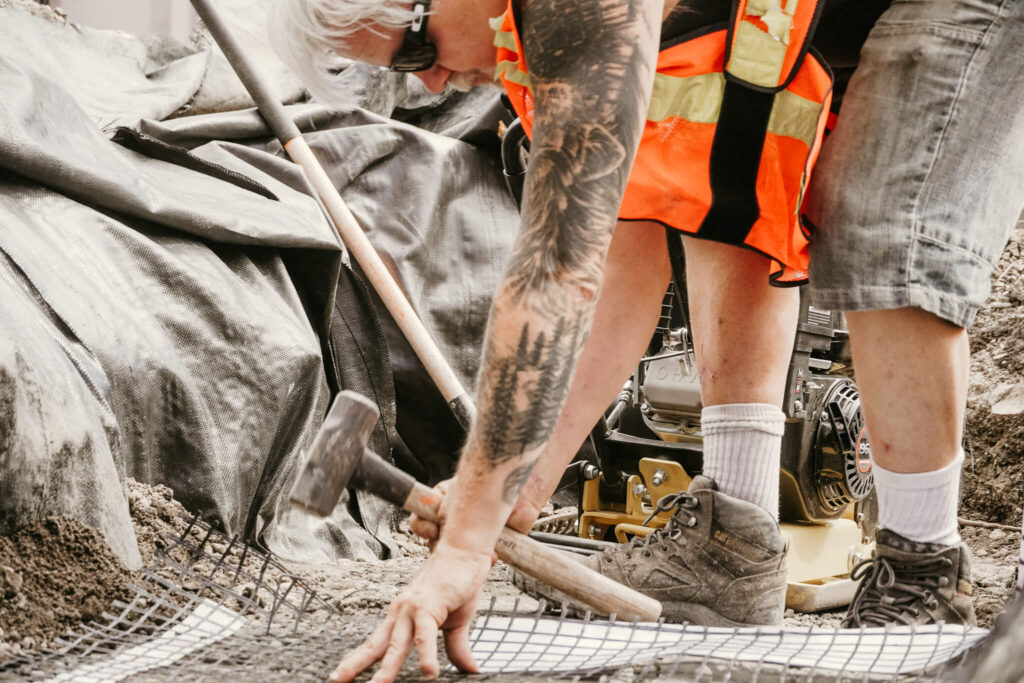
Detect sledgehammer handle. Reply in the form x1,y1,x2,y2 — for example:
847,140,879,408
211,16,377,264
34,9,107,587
492,528,664,622
354,451,662,622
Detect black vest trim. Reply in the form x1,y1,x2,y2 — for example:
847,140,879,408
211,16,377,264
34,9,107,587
696,80,774,244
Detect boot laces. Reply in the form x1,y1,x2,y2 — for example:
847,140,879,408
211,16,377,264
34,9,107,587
844,554,953,627
619,491,700,558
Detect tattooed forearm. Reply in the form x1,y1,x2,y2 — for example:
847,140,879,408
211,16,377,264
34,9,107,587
501,0,659,305
461,0,659,482
477,316,586,465
502,459,539,506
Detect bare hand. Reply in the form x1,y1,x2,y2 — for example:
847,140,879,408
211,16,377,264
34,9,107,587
330,542,492,682
409,477,543,549
408,478,453,545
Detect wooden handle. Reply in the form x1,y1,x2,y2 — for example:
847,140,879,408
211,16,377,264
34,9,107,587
285,137,476,426
194,0,474,428
494,529,661,622
402,481,662,622
404,480,445,521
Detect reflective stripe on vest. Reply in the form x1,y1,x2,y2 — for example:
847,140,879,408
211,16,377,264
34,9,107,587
494,1,831,283
494,27,824,150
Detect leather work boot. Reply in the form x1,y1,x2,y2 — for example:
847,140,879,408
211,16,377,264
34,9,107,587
843,529,976,627
515,476,788,626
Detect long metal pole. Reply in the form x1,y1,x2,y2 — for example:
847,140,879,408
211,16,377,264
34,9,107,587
189,0,476,429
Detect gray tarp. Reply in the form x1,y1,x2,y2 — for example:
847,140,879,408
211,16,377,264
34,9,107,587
0,4,517,565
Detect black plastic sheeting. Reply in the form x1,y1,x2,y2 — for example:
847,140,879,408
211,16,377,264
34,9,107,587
0,5,518,566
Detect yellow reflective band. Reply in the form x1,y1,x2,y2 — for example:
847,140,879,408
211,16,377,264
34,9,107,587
767,90,822,148
647,72,821,148
488,14,505,32
493,27,516,51
495,60,531,87
745,0,797,42
728,20,786,88
648,71,725,124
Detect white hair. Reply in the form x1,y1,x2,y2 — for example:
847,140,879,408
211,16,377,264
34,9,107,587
269,0,419,103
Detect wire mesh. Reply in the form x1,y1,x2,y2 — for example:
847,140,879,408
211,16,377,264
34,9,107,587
464,605,985,681
0,514,994,681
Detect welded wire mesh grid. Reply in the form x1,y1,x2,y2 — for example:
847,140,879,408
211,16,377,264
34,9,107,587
464,605,986,681
0,513,992,681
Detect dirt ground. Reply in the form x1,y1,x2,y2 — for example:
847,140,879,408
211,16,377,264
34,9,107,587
961,222,1024,529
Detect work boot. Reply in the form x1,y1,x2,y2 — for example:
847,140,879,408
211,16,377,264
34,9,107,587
843,529,976,627
514,476,788,626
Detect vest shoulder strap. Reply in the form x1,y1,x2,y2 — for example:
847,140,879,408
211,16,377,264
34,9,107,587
725,0,824,92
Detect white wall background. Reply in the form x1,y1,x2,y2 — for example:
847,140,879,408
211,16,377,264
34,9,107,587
51,1,198,41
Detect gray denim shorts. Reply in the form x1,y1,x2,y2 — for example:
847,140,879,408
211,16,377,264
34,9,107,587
804,0,1024,328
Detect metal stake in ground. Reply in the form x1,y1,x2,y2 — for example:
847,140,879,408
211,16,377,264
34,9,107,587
290,391,664,623
189,0,475,430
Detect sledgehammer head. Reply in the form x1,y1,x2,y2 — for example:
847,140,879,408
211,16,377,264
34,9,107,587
289,390,380,516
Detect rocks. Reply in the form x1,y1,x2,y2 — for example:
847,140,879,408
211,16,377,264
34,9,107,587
1,564,23,592
990,528,1009,542
1,564,25,609
992,384,1024,416
0,0,67,22
236,581,267,609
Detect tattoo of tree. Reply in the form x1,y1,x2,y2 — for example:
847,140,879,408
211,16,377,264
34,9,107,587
502,459,538,506
477,316,585,466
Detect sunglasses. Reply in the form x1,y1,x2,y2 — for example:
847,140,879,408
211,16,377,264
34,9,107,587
390,1,437,72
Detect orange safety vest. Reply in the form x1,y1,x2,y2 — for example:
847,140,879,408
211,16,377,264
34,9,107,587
493,0,833,284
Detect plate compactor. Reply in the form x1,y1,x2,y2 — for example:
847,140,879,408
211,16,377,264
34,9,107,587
501,118,877,613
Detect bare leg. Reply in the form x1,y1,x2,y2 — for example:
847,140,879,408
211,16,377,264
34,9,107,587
839,309,971,626
511,220,670,529
683,238,799,516
845,308,967,473
683,238,799,407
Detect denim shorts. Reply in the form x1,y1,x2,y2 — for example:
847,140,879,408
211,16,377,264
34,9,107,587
804,0,1024,328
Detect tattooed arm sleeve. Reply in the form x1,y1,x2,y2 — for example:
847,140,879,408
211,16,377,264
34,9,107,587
442,0,662,550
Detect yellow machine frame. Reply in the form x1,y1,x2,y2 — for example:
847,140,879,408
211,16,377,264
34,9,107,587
578,457,873,612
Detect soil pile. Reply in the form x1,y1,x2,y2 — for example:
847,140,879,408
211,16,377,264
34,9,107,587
126,478,196,569
965,524,1021,627
0,517,135,657
963,221,1024,527
127,478,320,618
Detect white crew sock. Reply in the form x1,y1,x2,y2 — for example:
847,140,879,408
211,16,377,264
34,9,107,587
873,449,963,546
700,403,784,520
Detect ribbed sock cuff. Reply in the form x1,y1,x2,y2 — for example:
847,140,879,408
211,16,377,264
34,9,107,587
874,449,964,546
701,403,784,520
